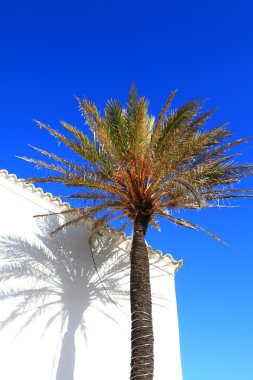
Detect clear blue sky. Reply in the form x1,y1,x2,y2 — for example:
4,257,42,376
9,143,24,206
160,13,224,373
1,1,253,379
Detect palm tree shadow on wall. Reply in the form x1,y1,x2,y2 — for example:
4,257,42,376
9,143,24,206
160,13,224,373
0,217,130,380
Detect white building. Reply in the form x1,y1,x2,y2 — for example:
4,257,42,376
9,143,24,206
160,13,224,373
0,169,183,380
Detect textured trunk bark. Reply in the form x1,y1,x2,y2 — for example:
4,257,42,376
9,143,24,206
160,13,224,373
130,213,154,380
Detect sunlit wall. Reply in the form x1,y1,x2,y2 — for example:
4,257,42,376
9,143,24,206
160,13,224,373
0,170,182,380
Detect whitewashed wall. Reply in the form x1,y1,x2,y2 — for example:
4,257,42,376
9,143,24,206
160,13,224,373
0,170,183,380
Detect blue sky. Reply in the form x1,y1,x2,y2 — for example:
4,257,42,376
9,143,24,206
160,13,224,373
1,1,253,379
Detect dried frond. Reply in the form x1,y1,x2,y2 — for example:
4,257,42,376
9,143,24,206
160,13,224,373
33,209,79,218
158,212,231,246
149,218,161,231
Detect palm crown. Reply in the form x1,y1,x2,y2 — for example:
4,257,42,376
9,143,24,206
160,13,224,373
19,87,253,241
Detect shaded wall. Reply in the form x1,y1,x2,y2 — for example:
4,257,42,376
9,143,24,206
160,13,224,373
0,171,182,380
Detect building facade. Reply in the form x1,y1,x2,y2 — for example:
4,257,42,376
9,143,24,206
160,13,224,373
0,169,183,380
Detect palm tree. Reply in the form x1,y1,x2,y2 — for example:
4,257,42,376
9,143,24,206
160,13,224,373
19,87,253,379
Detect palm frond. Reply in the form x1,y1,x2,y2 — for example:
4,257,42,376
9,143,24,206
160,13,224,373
16,156,70,175
50,214,87,235
35,120,113,176
153,99,203,157
151,90,178,140
171,178,202,207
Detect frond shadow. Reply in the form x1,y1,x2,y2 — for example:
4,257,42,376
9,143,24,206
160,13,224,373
0,217,129,380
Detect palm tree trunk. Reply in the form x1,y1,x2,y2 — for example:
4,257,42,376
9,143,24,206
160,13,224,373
130,212,154,380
